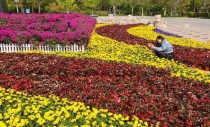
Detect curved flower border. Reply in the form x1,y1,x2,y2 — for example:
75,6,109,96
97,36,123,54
0,87,148,127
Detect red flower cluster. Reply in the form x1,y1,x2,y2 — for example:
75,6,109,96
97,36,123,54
96,24,210,70
0,53,209,126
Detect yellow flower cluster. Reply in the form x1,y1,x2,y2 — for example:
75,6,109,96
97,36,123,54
0,87,148,127
127,25,210,49
24,24,210,83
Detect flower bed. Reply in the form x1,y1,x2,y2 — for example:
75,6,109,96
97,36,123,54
0,87,147,127
128,25,210,49
96,24,210,69
24,24,210,83
0,23,209,127
0,13,96,45
0,53,209,126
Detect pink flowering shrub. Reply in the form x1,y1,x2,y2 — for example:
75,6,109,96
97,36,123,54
0,13,96,45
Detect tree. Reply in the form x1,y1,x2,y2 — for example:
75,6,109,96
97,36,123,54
201,0,210,12
20,0,53,13
137,0,151,16
0,0,8,12
190,0,203,12
83,0,100,10
52,0,76,13
109,0,123,15
158,0,169,16
98,0,110,11
36,0,48,13
176,0,191,15
165,0,177,16
124,0,135,15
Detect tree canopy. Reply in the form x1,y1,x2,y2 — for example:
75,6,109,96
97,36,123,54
5,0,210,17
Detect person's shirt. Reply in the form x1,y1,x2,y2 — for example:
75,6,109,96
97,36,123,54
152,39,173,53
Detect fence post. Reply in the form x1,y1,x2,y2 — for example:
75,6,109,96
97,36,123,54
6,44,9,52
71,45,73,52
82,45,84,52
3,44,5,52
58,44,60,52
22,44,24,52
74,44,76,52
11,44,14,52
8,44,10,52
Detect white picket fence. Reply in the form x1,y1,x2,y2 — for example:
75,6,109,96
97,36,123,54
0,44,85,52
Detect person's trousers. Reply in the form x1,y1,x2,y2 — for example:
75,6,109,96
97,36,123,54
155,51,175,60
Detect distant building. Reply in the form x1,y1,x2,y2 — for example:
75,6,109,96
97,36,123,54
0,0,8,13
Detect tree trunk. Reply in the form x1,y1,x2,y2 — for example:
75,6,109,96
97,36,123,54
113,6,116,16
171,11,173,16
141,8,144,16
193,0,196,12
38,3,41,13
164,9,167,16
21,8,25,13
15,2,19,13
0,0,8,12
131,5,134,15
32,6,34,13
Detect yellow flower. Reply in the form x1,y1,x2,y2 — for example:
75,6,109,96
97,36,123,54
108,112,113,117
81,125,91,127
13,117,19,124
44,110,55,121
53,117,60,125
100,122,107,127
16,119,29,127
119,120,125,125
70,118,76,123
28,115,36,120
92,121,97,126
37,118,46,125
5,96,11,100
85,120,91,124
144,122,149,126
100,113,106,118
0,121,7,127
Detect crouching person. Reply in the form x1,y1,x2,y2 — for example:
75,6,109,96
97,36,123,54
148,35,175,60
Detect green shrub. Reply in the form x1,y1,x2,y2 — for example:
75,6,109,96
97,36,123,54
187,12,195,17
194,12,208,17
186,12,209,18
95,11,109,16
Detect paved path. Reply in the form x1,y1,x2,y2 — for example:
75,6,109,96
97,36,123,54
140,16,210,43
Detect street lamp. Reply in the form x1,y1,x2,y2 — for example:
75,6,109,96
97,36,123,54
14,0,19,13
